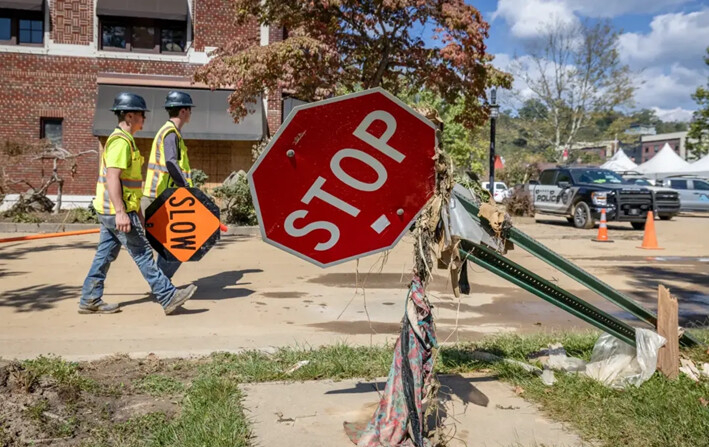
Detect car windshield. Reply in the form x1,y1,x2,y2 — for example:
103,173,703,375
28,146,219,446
571,169,624,185
628,178,651,186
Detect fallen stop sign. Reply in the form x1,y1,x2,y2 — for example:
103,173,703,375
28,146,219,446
249,88,437,267
145,187,221,262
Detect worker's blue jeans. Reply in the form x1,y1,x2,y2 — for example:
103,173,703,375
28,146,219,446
80,212,175,308
141,196,181,280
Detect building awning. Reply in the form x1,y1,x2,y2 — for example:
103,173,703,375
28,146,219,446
96,0,188,21
0,0,43,11
93,85,264,141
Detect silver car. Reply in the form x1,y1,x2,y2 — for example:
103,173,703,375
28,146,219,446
659,177,709,212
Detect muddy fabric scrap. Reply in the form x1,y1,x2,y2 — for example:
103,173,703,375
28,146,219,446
344,277,437,447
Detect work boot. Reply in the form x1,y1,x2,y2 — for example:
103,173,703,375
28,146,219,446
78,301,120,314
164,284,197,315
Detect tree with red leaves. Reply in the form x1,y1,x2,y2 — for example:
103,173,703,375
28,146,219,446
195,0,511,131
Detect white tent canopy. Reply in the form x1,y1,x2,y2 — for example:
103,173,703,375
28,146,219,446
635,143,691,179
601,150,638,172
685,153,709,177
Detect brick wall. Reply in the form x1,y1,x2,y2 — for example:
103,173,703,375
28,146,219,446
51,0,94,45
0,54,198,196
1,0,274,197
641,139,680,163
266,25,284,135
193,0,259,51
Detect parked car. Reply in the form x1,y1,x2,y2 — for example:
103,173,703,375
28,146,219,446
528,167,653,230
622,177,681,220
481,181,510,203
657,177,709,212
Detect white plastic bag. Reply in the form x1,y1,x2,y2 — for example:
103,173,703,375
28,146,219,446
584,328,666,389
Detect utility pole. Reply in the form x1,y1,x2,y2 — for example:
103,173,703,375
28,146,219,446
488,88,499,195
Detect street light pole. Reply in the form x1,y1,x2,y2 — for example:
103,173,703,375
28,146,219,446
488,88,499,196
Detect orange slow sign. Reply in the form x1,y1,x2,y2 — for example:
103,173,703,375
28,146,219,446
145,187,221,262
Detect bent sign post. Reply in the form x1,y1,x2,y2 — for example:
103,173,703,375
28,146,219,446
249,88,437,267
145,187,221,262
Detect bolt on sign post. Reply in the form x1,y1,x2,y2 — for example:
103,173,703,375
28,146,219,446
145,187,221,262
248,88,437,267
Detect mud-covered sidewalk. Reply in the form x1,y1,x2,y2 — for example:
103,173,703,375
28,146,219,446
1,216,708,360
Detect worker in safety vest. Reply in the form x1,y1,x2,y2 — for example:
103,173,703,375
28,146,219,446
141,91,194,279
80,92,197,315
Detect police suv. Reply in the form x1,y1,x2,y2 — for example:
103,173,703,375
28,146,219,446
530,167,654,230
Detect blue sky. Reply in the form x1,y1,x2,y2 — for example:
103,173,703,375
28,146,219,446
460,0,709,121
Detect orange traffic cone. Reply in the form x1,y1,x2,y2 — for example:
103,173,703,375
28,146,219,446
593,208,613,243
638,211,663,250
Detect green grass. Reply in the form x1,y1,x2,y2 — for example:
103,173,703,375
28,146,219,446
83,377,249,447
483,329,709,447
134,374,185,396
21,330,709,447
22,355,96,391
25,399,49,422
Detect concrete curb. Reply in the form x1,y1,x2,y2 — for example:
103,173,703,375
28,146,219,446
0,222,261,236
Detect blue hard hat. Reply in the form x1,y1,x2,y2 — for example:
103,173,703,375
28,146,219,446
110,92,149,112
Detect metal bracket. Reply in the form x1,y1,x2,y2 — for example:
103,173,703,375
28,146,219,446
452,188,700,348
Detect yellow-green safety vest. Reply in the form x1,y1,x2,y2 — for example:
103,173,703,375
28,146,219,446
143,121,193,198
92,128,144,215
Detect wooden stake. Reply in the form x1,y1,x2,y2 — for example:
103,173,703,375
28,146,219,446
657,285,679,379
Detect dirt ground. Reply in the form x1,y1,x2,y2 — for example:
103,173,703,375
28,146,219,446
0,355,194,446
1,214,708,360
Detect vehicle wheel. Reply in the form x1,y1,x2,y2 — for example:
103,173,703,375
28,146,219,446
631,221,646,230
658,214,673,221
572,202,594,229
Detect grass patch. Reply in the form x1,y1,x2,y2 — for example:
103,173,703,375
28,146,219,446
81,412,171,447
475,329,709,447
12,330,709,447
202,343,394,382
134,374,185,397
22,355,95,391
149,376,250,447
84,378,249,447
24,399,49,422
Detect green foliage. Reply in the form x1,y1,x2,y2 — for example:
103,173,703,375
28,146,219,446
687,48,709,157
67,206,99,224
400,89,486,176
190,169,209,189
212,171,257,226
7,211,42,223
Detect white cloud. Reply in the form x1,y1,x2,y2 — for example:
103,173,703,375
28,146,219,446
618,10,709,68
490,5,709,119
492,0,577,38
569,0,691,18
652,106,694,122
493,0,693,38
492,53,703,121
633,64,705,117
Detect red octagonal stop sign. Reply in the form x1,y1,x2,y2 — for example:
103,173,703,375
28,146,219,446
249,88,437,267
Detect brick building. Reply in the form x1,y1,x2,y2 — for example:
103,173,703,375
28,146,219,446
639,131,688,163
0,0,283,207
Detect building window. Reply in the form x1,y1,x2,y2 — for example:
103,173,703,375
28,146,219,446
100,18,186,53
674,145,679,152
0,10,44,46
40,118,63,148
644,147,649,153
654,145,658,152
